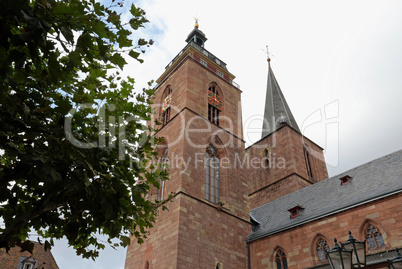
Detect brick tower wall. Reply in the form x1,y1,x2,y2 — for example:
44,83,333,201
151,53,243,140
126,46,250,269
176,193,249,268
246,125,328,208
125,199,181,269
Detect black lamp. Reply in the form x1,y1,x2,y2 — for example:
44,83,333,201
388,248,402,269
342,231,366,268
327,238,353,269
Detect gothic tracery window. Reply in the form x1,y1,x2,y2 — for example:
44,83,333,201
275,249,288,269
161,87,172,126
157,147,168,201
365,224,385,250
207,85,221,126
205,145,220,203
317,239,330,261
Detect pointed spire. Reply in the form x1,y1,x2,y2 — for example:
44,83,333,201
261,60,300,138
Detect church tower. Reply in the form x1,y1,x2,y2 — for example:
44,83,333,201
125,23,250,269
246,58,328,209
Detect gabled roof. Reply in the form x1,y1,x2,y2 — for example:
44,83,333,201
247,149,402,242
261,61,300,138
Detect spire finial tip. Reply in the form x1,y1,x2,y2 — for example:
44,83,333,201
194,17,199,28
266,45,271,62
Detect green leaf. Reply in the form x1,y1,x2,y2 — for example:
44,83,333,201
120,236,131,247
128,50,140,59
50,168,62,181
60,25,74,44
92,22,108,39
0,0,160,261
110,53,127,69
69,51,81,66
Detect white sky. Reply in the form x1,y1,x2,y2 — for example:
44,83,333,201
51,0,402,268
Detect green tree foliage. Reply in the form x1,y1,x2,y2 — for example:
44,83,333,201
0,0,167,259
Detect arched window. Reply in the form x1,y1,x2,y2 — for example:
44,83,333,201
317,239,330,261
303,145,313,178
207,85,222,126
144,261,149,269
205,144,220,203
275,249,288,269
215,262,223,269
365,224,385,250
161,87,172,126
157,147,168,201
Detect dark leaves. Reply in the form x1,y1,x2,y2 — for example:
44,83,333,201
0,0,161,261
17,240,34,254
60,25,74,44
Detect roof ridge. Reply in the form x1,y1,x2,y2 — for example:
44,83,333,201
251,149,402,212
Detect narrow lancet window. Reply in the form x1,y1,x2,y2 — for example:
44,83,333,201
264,148,270,169
303,145,314,179
205,145,220,203
157,147,168,201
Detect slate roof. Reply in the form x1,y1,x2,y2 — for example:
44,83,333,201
261,62,300,138
247,149,402,242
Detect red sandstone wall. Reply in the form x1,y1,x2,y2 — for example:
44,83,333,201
176,193,249,268
153,55,243,140
125,198,181,269
246,125,328,208
126,49,250,269
249,193,402,269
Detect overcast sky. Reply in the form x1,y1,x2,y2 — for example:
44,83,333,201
50,0,402,268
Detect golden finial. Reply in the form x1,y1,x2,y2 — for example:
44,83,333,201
194,17,199,28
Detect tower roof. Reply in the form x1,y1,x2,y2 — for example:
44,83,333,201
185,26,207,47
261,61,300,138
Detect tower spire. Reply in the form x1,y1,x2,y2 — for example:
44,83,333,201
261,59,300,138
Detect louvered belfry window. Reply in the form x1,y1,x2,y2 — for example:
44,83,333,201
208,85,220,126
205,145,220,203
161,87,172,126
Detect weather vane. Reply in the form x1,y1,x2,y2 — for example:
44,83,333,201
265,45,271,62
261,45,275,62
194,16,199,28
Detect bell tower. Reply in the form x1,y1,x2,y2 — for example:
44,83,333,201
125,23,249,269
246,58,328,209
